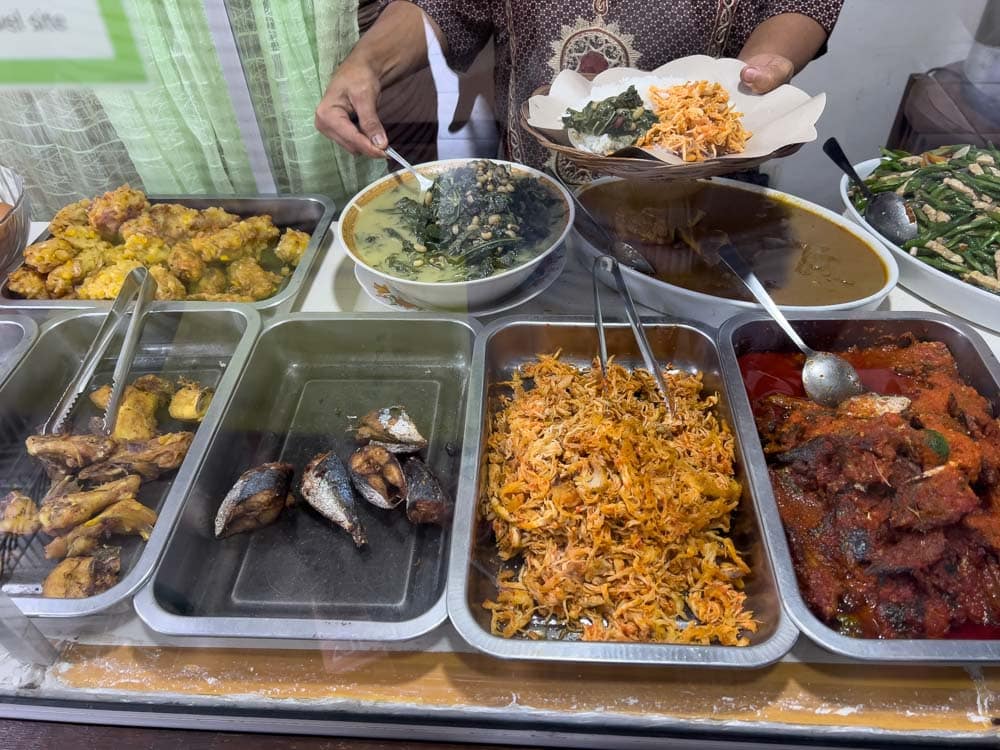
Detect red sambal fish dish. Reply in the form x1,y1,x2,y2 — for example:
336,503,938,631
740,337,1000,640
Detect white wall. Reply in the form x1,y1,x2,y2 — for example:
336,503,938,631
765,0,988,208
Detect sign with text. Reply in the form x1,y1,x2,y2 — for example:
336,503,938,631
0,0,145,84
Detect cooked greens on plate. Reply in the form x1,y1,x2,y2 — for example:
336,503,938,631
852,144,1000,295
561,85,657,155
351,160,564,283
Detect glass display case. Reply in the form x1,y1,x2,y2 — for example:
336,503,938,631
0,1,999,746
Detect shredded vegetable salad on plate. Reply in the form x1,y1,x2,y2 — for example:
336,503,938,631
482,354,758,645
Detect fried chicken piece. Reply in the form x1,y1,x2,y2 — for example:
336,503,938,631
48,198,93,237
186,265,226,295
23,237,78,273
78,432,194,485
45,498,157,559
226,257,282,300
168,379,213,422
0,491,40,535
189,215,279,263
192,206,239,234
89,374,173,413
45,246,105,297
88,185,149,241
99,374,174,441
26,434,118,476
42,547,120,598
167,243,205,284
148,264,187,300
76,259,144,300
38,475,141,535
122,233,170,266
6,267,50,299
274,228,309,267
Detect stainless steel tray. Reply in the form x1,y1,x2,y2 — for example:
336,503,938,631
448,315,799,665
134,313,477,641
0,194,335,314
0,305,260,617
0,314,37,386
719,311,1000,661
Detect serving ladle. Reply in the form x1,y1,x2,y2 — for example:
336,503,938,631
822,137,918,246
715,241,864,408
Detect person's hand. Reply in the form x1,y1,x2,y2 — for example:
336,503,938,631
740,53,795,94
315,55,388,158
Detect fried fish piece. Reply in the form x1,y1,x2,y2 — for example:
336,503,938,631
300,451,366,547
42,546,120,598
349,444,407,509
38,475,141,535
403,457,452,526
88,185,149,241
225,257,282,300
48,198,93,237
0,491,40,535
45,498,157,559
77,432,193,485
356,406,427,453
45,246,105,297
190,215,279,263
148,264,187,300
23,237,78,273
6,266,50,299
274,228,309,268
186,264,225,295
76,259,144,300
26,434,118,476
214,462,295,538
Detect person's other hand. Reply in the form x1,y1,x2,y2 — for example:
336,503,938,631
315,56,387,158
740,53,795,94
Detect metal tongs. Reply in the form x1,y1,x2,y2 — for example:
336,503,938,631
43,267,158,435
591,255,674,415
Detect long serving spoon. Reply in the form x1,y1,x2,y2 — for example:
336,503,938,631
822,137,918,246
715,242,864,408
383,145,434,198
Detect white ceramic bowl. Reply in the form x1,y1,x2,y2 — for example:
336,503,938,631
575,176,899,329
839,158,1000,332
338,159,574,310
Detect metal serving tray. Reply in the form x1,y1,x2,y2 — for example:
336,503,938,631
0,194,335,314
0,305,259,617
719,311,1000,661
448,316,800,666
134,313,477,641
0,314,37,386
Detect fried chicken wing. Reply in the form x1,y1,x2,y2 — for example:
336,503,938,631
38,475,141,535
226,257,282,300
45,246,105,297
148,264,186,300
185,266,226,295
45,498,157,559
26,434,117,476
6,267,50,299
274,228,309,267
88,185,149,241
0,491,40,535
76,259,144,300
78,432,194,484
42,546,120,598
48,198,93,237
166,243,205,284
23,237,78,273
189,215,279,263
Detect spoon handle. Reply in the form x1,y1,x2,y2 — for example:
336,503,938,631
716,243,815,357
384,146,429,187
822,138,875,201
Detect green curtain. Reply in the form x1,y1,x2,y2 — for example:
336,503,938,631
96,0,257,195
227,0,385,206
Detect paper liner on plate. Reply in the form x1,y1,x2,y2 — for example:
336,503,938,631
526,55,825,166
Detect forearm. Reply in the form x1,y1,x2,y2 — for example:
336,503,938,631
346,1,445,87
738,12,828,73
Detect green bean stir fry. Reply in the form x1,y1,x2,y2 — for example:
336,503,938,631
851,144,1000,295
376,160,562,282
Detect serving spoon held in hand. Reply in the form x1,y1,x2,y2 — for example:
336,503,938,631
822,137,918,246
383,145,434,199
715,241,864,408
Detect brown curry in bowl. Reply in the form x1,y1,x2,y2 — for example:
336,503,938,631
577,179,888,306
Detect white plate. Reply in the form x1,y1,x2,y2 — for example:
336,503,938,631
839,158,1000,332
354,245,567,316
